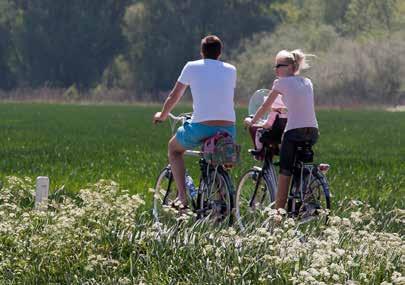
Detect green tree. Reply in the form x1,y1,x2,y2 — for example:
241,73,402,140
0,0,16,89
342,0,398,37
11,0,131,89
123,0,280,98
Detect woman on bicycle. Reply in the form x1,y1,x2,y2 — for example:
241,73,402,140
244,49,319,211
245,95,287,155
152,35,237,209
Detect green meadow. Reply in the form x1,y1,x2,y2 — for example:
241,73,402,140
0,103,403,208
0,103,404,284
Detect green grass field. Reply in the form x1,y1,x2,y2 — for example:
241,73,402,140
0,103,403,207
0,103,404,284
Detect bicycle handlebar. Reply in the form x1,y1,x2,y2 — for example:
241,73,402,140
168,113,181,120
167,112,192,134
168,112,191,121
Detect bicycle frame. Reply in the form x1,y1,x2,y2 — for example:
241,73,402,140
248,146,277,208
288,152,331,219
163,113,232,215
290,161,316,214
161,158,213,206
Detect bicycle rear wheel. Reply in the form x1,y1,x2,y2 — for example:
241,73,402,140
199,168,234,226
235,167,276,231
153,166,178,223
306,172,331,215
289,170,331,224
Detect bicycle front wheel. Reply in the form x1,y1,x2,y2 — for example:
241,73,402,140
235,167,276,231
153,166,178,223
199,168,234,226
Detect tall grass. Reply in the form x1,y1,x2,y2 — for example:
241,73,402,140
0,104,403,283
0,177,403,284
0,104,403,210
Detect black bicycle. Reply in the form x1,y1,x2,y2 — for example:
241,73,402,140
287,142,331,224
153,113,235,226
235,136,279,231
236,133,331,230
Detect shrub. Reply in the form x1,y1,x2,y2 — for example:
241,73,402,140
232,25,405,105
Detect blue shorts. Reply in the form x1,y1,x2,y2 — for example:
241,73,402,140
176,120,236,150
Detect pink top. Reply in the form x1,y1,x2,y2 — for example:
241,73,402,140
272,76,318,131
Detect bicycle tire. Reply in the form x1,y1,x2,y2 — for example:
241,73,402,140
235,167,276,231
199,167,234,226
288,169,331,222
153,166,178,223
308,172,331,212
265,163,278,200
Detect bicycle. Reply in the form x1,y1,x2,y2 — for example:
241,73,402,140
153,113,235,226
287,142,331,224
235,130,280,231
236,130,331,231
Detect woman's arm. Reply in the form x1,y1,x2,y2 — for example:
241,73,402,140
250,89,280,125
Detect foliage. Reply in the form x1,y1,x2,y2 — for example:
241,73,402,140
342,0,398,37
0,103,403,282
0,176,403,284
100,55,134,90
123,0,280,97
311,35,405,104
5,0,131,89
234,28,405,104
0,0,16,89
0,0,404,100
63,84,80,101
269,0,400,37
0,104,403,208
232,23,339,99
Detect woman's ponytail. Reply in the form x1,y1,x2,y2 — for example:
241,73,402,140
290,49,314,74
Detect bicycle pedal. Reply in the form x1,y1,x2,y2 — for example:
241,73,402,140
297,215,317,225
248,149,262,156
196,207,208,214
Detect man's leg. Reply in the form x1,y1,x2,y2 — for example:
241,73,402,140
168,136,187,206
275,174,291,210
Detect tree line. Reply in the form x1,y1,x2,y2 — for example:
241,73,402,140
0,0,404,104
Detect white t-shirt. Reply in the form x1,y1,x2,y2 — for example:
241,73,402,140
272,76,318,132
177,59,236,123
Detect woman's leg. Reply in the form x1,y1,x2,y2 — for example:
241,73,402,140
277,130,296,210
275,174,291,209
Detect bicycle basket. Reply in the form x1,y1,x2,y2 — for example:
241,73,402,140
202,132,241,167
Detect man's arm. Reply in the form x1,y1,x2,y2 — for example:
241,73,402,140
153,82,188,123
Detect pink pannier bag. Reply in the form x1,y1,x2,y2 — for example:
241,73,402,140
202,132,241,167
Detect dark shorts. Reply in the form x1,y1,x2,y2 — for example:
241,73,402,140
279,127,319,176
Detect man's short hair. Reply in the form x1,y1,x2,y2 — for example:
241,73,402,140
201,35,222,60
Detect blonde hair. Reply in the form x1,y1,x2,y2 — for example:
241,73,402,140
276,49,315,74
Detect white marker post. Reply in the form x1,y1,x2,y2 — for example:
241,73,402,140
35,176,49,210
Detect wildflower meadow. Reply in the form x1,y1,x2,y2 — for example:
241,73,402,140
0,104,403,284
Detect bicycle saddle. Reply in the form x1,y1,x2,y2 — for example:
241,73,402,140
295,142,314,163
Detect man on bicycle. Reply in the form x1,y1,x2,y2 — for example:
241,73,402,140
152,35,237,209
